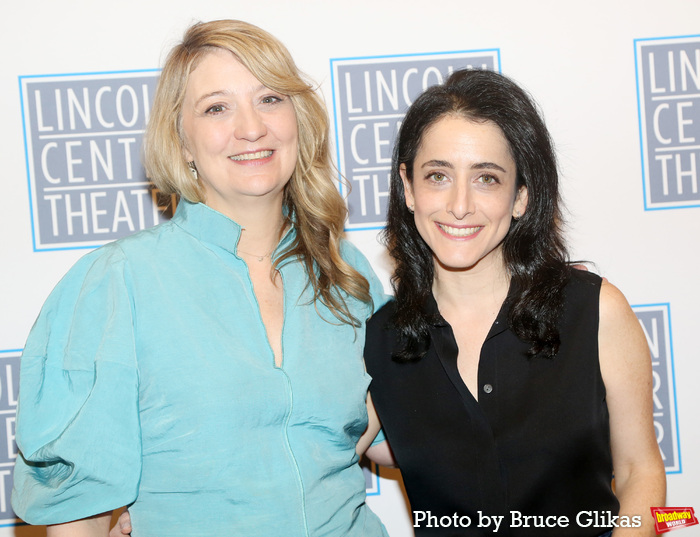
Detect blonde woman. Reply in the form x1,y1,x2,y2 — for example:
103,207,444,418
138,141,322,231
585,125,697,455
13,20,388,537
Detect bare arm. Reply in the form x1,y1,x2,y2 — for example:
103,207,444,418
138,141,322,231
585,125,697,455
356,392,396,467
109,509,132,537
47,512,112,537
598,281,666,536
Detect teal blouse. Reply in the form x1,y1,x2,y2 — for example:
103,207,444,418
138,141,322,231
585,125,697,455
12,200,389,537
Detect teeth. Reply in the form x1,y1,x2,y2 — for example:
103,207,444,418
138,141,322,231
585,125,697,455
438,223,481,237
230,150,273,161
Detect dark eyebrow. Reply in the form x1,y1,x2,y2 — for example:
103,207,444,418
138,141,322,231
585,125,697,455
421,159,453,169
420,160,508,173
472,162,508,173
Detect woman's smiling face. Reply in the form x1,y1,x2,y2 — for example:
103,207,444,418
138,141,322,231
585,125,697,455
180,48,298,216
401,115,528,273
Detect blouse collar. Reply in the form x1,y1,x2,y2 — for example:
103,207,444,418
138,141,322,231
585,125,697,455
425,284,513,341
171,199,295,258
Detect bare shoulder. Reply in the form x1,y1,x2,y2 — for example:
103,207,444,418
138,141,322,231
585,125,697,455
599,279,632,315
598,279,649,378
598,279,639,333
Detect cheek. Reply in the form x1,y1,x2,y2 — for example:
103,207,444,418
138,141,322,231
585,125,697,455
184,126,212,158
412,219,433,249
278,109,299,144
412,187,441,213
289,131,300,154
282,131,299,169
412,197,439,240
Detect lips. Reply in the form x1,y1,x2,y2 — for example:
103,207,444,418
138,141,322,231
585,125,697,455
229,150,273,161
436,223,482,238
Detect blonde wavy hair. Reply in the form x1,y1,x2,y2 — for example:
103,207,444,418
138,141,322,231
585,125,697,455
143,19,370,324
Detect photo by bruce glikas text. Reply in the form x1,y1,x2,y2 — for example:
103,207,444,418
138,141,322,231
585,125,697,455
412,510,642,531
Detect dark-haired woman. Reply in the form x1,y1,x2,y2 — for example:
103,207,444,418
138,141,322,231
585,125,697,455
364,69,665,536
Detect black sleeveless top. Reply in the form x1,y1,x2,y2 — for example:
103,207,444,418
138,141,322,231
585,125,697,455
365,270,619,536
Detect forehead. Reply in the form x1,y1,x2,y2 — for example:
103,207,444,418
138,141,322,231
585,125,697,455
184,48,262,98
417,115,513,163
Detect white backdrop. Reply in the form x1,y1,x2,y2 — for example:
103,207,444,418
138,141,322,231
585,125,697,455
1,1,698,535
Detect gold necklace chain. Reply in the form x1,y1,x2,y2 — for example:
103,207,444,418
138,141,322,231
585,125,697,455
237,248,273,262
237,221,289,262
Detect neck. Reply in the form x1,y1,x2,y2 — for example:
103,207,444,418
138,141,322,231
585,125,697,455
207,194,287,256
432,251,510,312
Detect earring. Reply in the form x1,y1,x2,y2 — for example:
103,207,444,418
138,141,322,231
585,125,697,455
513,211,521,220
188,161,199,180
408,204,414,214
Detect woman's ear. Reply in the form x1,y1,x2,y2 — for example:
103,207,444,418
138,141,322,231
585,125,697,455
513,185,528,218
183,144,194,163
399,164,415,210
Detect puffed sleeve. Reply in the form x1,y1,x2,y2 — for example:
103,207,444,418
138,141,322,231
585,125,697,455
12,244,141,524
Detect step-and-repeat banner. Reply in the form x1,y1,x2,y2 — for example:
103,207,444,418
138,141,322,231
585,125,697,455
1,1,698,535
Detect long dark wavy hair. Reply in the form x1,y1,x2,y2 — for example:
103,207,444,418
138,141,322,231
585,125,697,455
385,69,570,361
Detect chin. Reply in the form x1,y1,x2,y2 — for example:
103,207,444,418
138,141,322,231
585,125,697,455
433,256,479,272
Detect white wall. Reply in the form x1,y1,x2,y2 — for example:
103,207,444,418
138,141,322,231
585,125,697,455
1,1,698,535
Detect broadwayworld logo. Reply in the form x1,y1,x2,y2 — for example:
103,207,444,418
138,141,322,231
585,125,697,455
20,70,175,251
331,49,500,230
651,507,698,534
635,34,700,210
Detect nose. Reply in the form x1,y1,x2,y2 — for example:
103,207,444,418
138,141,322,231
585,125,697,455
447,181,474,220
233,105,267,141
